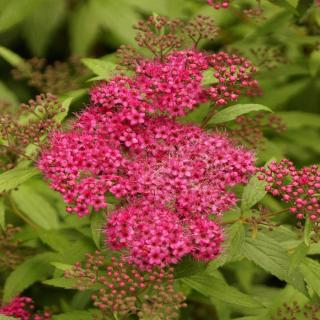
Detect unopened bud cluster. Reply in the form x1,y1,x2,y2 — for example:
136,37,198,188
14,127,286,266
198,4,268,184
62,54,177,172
64,252,186,319
0,93,63,169
12,56,87,95
258,160,320,222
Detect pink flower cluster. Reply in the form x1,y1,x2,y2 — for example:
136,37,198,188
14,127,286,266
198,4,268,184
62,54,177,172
258,159,320,221
39,48,257,268
0,296,51,320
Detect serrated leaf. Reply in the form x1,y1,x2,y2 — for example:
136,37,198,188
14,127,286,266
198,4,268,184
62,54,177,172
0,167,40,193
243,233,307,295
209,104,272,125
38,230,71,252
241,176,268,211
182,274,263,309
0,46,24,66
300,258,320,297
174,256,206,278
43,277,77,289
208,222,245,271
11,184,59,230
91,211,105,248
0,0,43,32
3,253,55,302
288,242,308,276
23,0,65,56
0,197,5,229
54,97,73,123
51,262,73,271
82,58,116,79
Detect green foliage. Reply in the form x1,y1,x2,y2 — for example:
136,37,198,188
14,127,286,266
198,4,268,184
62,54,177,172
209,104,272,125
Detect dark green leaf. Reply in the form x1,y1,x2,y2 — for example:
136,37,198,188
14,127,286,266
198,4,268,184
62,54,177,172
174,256,206,278
0,197,5,229
90,211,105,248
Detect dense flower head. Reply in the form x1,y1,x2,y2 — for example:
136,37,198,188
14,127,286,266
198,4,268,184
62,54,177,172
105,204,191,269
64,251,186,318
90,50,260,117
105,202,224,268
120,117,255,217
0,296,51,320
258,160,320,221
38,130,125,216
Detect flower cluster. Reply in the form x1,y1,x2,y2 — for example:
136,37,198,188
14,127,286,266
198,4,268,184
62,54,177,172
64,252,186,319
0,296,51,320
39,45,257,268
258,160,320,221
106,203,223,269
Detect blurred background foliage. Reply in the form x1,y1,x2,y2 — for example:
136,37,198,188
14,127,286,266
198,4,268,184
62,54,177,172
0,1,320,319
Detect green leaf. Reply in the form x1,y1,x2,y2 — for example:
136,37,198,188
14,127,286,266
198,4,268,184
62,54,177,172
38,230,71,252
241,176,268,211
243,233,307,295
69,2,100,55
51,310,101,320
182,274,263,309
208,222,245,271
43,277,77,289
123,0,169,14
0,46,24,66
23,0,66,56
54,97,73,123
201,69,220,86
208,104,272,125
3,253,55,302
51,262,73,271
288,242,308,276
300,258,320,297
91,211,105,248
82,58,116,79
0,0,43,32
174,256,206,279
0,197,5,229
0,167,40,193
11,183,59,230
